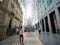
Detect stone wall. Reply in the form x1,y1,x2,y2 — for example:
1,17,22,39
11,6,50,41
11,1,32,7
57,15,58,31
0,0,23,41
0,10,10,40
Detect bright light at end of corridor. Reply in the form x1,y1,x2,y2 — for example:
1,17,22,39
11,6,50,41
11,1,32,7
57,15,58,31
23,4,33,26
26,5,33,18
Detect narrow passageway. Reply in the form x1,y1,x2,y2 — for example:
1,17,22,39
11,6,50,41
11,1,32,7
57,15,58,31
0,0,60,45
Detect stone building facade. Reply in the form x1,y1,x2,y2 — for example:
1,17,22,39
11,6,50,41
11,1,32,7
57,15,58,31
0,0,23,41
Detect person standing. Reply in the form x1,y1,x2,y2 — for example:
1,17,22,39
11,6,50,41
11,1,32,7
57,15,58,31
16,28,19,34
19,26,24,43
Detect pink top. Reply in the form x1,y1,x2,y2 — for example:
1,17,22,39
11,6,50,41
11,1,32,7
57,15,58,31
19,29,24,35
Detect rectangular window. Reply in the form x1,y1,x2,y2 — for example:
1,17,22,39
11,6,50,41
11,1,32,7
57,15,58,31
0,0,3,5
0,0,5,8
42,0,45,4
38,0,41,3
47,0,52,6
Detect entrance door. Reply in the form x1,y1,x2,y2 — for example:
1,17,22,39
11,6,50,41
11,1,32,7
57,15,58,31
42,19,45,31
49,11,59,33
7,18,12,35
58,7,60,16
45,16,49,32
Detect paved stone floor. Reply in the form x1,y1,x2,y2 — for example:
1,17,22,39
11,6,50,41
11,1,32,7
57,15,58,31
36,31,60,45
24,32,43,45
0,32,43,45
0,31,60,45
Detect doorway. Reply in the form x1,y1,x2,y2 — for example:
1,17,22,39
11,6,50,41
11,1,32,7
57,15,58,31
7,18,12,36
45,16,49,32
41,19,45,31
58,7,60,16
49,11,59,33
